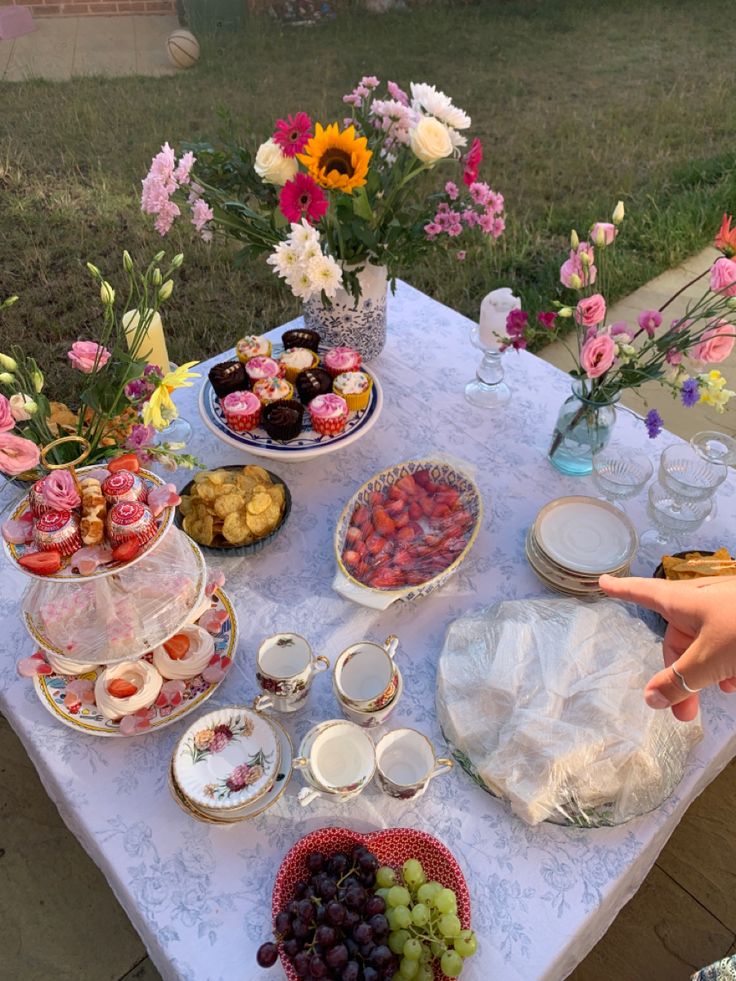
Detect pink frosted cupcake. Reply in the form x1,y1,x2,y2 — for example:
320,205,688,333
33,509,83,555
252,377,294,406
221,390,262,432
323,347,362,379
245,356,284,384
308,393,349,436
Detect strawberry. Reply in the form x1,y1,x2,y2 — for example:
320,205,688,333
385,498,405,516
394,511,410,529
19,551,61,575
373,508,396,536
413,469,432,488
108,454,141,474
421,496,434,517
406,570,430,585
395,475,418,496
394,549,414,568
112,540,141,563
431,504,452,521
365,533,387,555
352,505,371,526
360,521,375,541
369,491,384,506
370,567,406,588
346,526,362,544
164,634,190,660
408,502,424,521
343,549,360,567
108,678,138,698
387,485,404,502
434,488,460,509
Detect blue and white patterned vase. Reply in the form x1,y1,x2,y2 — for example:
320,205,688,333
303,262,388,361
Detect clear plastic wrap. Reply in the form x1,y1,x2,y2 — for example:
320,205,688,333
22,526,206,666
436,598,703,827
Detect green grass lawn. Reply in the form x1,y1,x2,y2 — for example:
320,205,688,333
1,0,735,396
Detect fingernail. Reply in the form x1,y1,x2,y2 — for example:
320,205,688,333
645,690,670,709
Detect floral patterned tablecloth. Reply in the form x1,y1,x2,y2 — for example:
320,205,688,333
2,280,736,981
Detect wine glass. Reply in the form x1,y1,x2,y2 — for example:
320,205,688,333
639,480,712,558
659,442,727,501
591,446,653,509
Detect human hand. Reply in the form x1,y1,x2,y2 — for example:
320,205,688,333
599,574,736,721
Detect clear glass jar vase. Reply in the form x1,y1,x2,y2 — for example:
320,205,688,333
548,382,619,476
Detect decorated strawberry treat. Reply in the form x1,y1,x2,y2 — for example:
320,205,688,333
107,501,157,549
94,660,163,721
101,469,149,505
33,509,83,556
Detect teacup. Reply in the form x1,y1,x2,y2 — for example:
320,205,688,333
374,728,453,800
333,635,399,714
336,667,404,729
255,633,329,713
294,720,376,806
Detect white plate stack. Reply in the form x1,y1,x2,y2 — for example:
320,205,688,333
526,496,638,598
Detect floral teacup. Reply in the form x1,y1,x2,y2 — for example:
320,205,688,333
374,728,453,800
336,667,404,729
333,635,399,714
255,633,329,713
294,720,376,806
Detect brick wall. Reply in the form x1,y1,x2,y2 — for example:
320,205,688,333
1,0,175,15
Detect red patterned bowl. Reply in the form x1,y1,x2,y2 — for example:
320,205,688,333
272,826,472,981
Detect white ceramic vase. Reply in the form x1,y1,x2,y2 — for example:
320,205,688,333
303,262,388,361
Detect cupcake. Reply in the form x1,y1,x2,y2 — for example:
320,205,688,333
282,327,320,353
278,347,320,383
236,335,272,363
262,399,305,441
33,509,82,556
333,371,373,412
95,660,163,721
152,624,214,681
245,356,284,384
308,393,350,436
252,377,294,406
323,346,362,378
221,390,262,432
208,360,248,398
107,501,157,549
295,367,333,404
102,470,148,505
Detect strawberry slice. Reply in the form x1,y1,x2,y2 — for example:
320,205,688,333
373,508,396,537
108,454,141,474
112,540,141,563
395,475,418,496
19,551,61,575
164,634,190,660
352,505,371,526
108,678,138,698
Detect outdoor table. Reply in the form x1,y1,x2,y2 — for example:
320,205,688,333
2,281,735,981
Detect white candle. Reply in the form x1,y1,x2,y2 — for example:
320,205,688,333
122,309,170,375
479,288,521,349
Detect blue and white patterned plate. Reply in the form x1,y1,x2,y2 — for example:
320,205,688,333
197,344,383,462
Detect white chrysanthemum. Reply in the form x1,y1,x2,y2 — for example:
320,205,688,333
286,267,317,301
307,255,343,300
299,241,322,263
447,127,467,151
267,241,300,279
410,82,471,130
289,219,320,249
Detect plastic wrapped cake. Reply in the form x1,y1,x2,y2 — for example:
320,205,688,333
436,598,703,827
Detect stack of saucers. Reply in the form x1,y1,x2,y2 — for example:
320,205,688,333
526,496,638,598
169,705,293,824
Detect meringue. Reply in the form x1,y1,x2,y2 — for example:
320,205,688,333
46,651,100,676
95,660,162,720
152,624,214,681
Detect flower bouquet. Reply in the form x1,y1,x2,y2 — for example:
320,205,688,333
496,204,736,475
142,77,504,358
0,252,201,481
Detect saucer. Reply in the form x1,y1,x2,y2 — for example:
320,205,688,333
533,496,637,574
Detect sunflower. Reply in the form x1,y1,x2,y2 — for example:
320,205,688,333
297,123,372,194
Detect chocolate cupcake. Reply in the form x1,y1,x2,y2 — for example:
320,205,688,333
208,360,248,398
261,399,305,441
282,328,321,353
295,367,333,404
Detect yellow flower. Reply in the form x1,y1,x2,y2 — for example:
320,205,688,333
297,123,371,194
698,370,735,412
142,361,200,430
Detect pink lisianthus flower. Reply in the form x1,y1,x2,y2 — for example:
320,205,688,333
273,112,313,158
610,321,633,342
591,221,617,246
41,470,81,510
581,334,616,378
691,321,736,363
68,341,111,374
0,432,40,475
0,394,14,433
463,138,483,187
575,293,606,327
637,310,662,337
279,173,329,225
665,348,683,366
710,256,736,296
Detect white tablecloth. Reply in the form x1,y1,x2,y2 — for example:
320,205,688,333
2,281,736,981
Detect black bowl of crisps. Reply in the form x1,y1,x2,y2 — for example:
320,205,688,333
653,547,734,581
175,464,291,554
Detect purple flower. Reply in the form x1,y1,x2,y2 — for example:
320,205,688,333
126,424,155,450
644,409,664,439
505,309,529,350
537,312,557,330
637,310,662,337
143,364,164,381
124,378,155,404
681,377,700,407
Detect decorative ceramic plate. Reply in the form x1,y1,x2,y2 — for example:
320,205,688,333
525,532,612,596
24,537,207,666
198,344,383,462
333,458,483,607
533,496,637,575
4,466,176,582
173,465,292,554
173,704,280,811
32,588,237,736
168,718,293,824
272,827,472,981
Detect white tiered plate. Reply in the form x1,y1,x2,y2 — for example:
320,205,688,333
198,344,383,461
32,588,237,736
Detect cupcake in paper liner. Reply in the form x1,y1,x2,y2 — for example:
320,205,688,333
208,359,248,398
323,346,362,379
29,477,53,518
221,390,261,432
245,356,284,384
107,501,156,549
282,327,320,352
252,377,294,406
102,470,148,505
332,370,373,412
236,335,272,363
278,347,320,383
308,393,349,436
33,509,82,556
262,399,305,441
295,367,333,404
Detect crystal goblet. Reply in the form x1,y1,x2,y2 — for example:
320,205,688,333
591,446,653,509
639,480,712,557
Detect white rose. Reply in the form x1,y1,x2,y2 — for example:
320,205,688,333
253,139,298,186
409,116,454,165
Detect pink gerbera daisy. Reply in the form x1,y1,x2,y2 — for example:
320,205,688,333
279,173,329,224
273,112,313,158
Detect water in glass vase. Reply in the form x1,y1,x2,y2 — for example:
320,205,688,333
548,384,618,476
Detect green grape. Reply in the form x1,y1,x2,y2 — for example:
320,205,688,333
402,938,422,961
402,858,426,889
439,913,462,939
399,958,419,980
416,968,433,981
420,945,432,965
375,887,391,901
440,950,464,978
392,905,412,929
416,883,437,905
433,888,458,914
430,940,447,959
388,885,412,908
387,908,403,932
389,929,411,955
376,866,397,889
454,929,478,958
426,880,443,896
411,903,429,928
